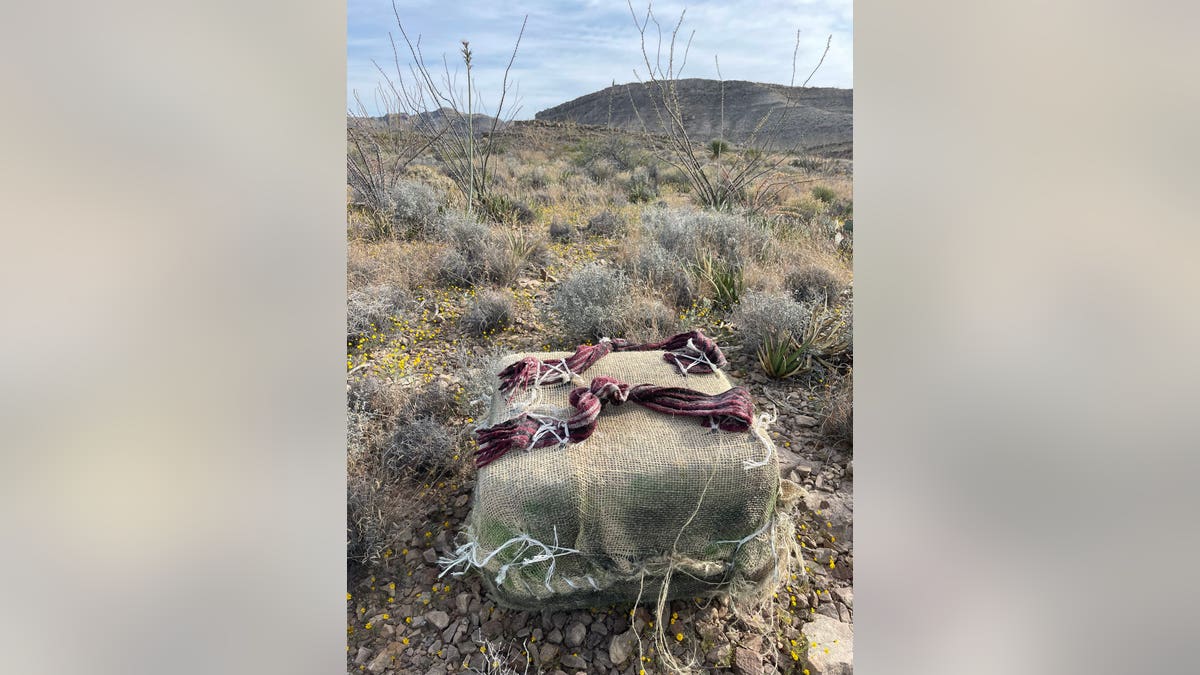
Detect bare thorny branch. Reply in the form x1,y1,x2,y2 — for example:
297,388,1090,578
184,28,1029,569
624,0,832,213
352,1,527,214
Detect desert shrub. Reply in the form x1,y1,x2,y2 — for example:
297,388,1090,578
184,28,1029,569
626,167,659,203
519,165,551,190
785,265,845,304
356,179,442,240
346,469,389,565
347,285,409,341
811,185,838,204
820,372,853,446
586,157,619,183
550,263,632,343
780,196,828,224
641,206,771,267
478,192,535,225
790,155,827,173
576,136,643,172
430,212,545,287
625,239,699,308
620,296,681,341
490,229,550,286
732,290,809,356
658,166,692,192
708,139,730,158
383,417,457,477
462,289,515,336
549,220,574,242
587,210,625,237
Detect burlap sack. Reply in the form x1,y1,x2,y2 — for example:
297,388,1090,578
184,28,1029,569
451,350,783,610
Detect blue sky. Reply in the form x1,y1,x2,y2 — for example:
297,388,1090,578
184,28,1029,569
348,0,852,118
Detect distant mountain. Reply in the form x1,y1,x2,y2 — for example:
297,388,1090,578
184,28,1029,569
535,80,851,157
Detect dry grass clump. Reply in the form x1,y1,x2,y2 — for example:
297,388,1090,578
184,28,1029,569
384,417,457,476
550,262,632,344
732,290,810,356
620,294,682,342
347,285,409,342
462,289,515,336
586,209,625,237
820,371,853,447
785,265,845,304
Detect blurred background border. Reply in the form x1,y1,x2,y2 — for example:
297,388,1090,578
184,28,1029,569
1,1,1197,674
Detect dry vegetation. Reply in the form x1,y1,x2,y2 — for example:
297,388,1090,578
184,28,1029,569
346,116,853,673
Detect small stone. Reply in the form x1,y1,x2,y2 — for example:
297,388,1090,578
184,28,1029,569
481,619,504,639
539,643,560,662
426,610,450,630
547,628,563,644
354,647,372,665
366,642,404,673
794,414,819,427
591,620,607,636
561,653,587,670
817,603,840,619
833,586,853,608
706,642,733,666
564,621,586,647
456,593,471,614
801,615,853,675
608,629,638,665
423,548,438,564
734,646,764,674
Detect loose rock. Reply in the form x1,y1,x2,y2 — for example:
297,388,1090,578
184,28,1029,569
801,615,853,675
426,610,450,630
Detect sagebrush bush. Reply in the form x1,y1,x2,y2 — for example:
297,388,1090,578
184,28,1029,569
347,285,408,340
641,206,770,267
785,265,845,304
550,263,632,343
355,179,442,240
519,166,551,190
732,290,809,356
587,210,625,237
462,289,515,336
384,417,457,477
625,239,699,308
549,220,574,242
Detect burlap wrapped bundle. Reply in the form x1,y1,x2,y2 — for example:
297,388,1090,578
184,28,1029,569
447,350,787,611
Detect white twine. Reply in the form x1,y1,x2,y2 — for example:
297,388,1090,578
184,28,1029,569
437,525,580,589
743,409,779,469
526,412,570,449
715,515,775,557
535,357,574,386
670,337,723,377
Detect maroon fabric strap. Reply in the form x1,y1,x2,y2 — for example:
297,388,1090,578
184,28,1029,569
496,330,727,396
475,375,754,468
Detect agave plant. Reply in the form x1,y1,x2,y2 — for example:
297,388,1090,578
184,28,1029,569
756,303,852,379
757,332,807,379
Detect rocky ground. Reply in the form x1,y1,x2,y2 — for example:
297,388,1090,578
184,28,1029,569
347,347,853,675
346,121,853,673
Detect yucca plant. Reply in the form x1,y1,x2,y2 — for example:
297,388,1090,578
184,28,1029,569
758,332,807,379
708,139,730,159
692,254,744,312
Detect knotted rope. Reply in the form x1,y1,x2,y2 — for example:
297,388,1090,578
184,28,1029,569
475,375,754,468
496,330,727,397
